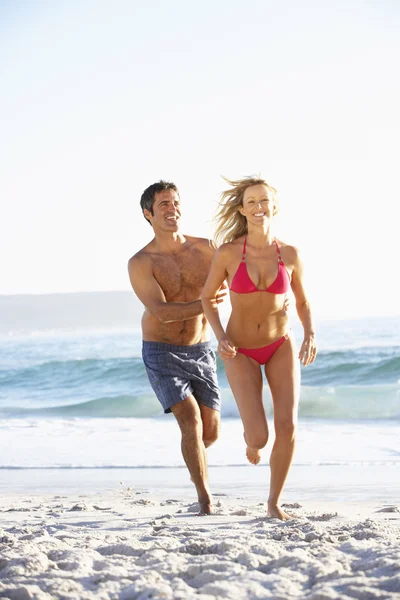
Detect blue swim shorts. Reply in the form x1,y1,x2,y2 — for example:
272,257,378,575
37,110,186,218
142,340,221,414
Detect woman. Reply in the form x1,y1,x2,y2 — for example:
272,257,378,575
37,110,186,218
201,176,317,520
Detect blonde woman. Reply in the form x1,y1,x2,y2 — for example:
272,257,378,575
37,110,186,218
201,176,317,520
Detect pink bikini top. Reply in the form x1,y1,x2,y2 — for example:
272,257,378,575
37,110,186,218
230,237,290,294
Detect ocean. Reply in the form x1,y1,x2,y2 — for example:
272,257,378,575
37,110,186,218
0,293,399,502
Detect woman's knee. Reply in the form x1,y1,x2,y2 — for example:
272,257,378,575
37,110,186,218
245,429,269,450
274,419,297,441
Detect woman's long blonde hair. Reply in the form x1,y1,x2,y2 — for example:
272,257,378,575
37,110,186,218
214,175,278,246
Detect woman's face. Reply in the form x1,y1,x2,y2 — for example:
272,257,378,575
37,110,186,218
239,184,275,222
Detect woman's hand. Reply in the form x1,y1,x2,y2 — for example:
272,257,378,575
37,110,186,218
298,333,317,366
217,337,237,360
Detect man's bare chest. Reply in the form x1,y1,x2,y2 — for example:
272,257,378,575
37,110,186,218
151,252,210,299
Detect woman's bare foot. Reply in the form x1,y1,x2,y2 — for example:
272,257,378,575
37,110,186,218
246,446,261,465
243,432,262,465
267,501,293,521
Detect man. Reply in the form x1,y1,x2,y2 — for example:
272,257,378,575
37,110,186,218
128,180,226,515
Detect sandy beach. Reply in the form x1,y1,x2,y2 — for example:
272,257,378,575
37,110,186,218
1,317,399,599
1,486,399,600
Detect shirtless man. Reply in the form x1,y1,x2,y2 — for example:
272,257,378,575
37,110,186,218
128,180,227,515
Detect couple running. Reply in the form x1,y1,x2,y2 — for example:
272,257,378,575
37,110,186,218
128,177,317,519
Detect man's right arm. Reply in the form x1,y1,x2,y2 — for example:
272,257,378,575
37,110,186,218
127,254,203,323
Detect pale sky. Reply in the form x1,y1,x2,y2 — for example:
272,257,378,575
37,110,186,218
1,0,399,318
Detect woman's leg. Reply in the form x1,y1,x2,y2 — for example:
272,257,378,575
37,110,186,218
264,335,300,520
223,353,267,464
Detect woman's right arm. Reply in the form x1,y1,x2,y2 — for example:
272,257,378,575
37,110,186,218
201,246,237,358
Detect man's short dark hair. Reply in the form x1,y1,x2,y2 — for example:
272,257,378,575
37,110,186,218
140,180,180,225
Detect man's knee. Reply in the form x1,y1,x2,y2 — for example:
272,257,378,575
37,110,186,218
200,406,220,448
203,422,220,448
171,397,203,437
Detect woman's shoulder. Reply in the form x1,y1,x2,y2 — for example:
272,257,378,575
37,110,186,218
216,236,245,255
275,238,301,263
216,236,244,261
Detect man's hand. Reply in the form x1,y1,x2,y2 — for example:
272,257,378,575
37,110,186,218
209,281,228,308
283,296,290,311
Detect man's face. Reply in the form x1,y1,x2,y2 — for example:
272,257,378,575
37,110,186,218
145,189,181,231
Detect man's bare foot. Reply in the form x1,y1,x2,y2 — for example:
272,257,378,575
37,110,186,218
246,446,261,465
197,501,212,516
267,501,293,521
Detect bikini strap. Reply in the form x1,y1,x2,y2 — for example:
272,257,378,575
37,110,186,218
241,237,247,262
273,239,284,264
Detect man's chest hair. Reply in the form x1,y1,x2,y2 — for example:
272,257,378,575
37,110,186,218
152,249,210,294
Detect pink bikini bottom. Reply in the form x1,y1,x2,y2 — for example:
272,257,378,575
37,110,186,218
237,334,289,365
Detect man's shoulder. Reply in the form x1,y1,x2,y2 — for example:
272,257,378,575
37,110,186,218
185,235,216,253
127,243,154,271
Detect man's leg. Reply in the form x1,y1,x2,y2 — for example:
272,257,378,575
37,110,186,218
171,396,212,515
199,404,220,448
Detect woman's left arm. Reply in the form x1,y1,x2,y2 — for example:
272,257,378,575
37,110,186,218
289,247,317,366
